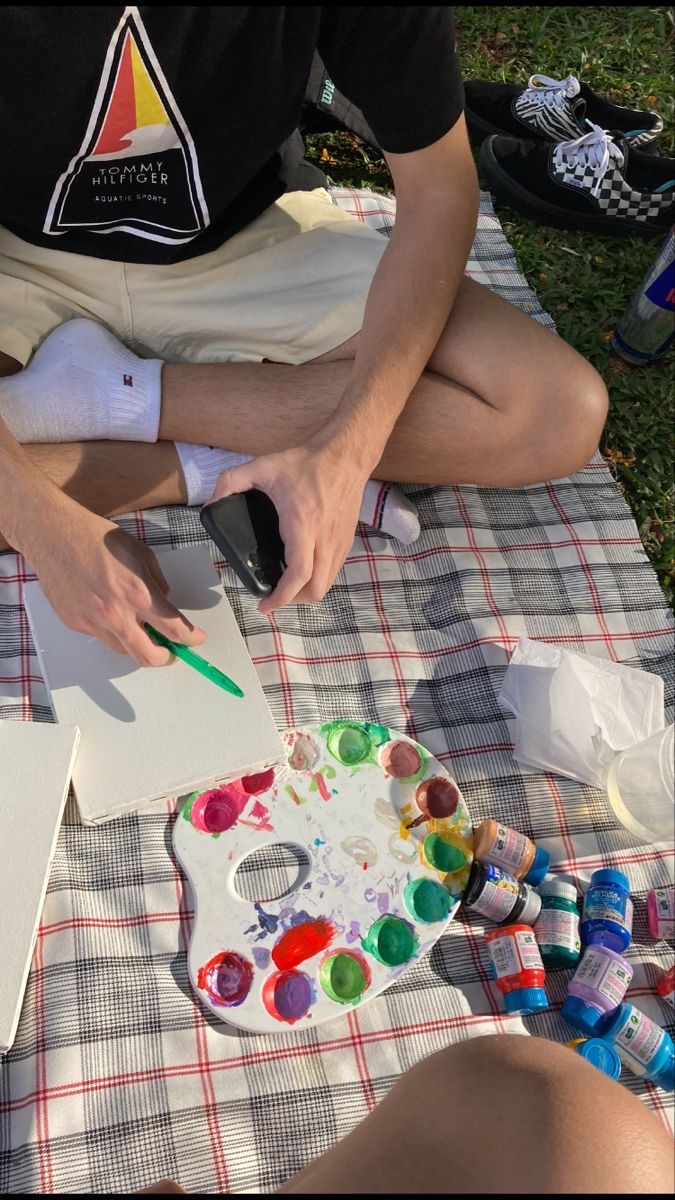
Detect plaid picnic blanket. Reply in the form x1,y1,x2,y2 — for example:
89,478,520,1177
0,189,673,1194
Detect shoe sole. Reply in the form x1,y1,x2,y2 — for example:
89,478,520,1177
478,138,669,239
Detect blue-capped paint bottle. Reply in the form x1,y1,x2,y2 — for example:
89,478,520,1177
599,1003,675,1092
568,1037,622,1080
581,869,633,953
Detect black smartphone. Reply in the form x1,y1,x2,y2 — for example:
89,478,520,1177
199,490,286,597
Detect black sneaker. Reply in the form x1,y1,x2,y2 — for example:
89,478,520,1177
478,124,674,238
465,74,664,151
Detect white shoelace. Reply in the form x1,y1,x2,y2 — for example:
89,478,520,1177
523,73,581,109
553,122,625,197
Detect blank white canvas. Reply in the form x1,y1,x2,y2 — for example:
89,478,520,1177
23,545,284,824
0,719,79,1053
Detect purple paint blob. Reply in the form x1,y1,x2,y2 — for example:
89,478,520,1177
345,921,362,945
276,971,312,1019
198,951,254,1008
377,892,389,914
263,969,313,1024
252,947,271,970
364,888,377,903
255,903,279,935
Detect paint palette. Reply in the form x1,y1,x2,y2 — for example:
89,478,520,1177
173,722,473,1034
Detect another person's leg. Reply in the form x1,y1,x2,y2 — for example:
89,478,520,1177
278,1035,673,1195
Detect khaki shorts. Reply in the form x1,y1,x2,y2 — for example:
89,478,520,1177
0,189,387,367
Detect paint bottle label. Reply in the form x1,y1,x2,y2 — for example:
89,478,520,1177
515,928,543,970
612,1009,664,1073
575,947,632,1005
652,888,675,939
488,933,520,979
583,886,631,931
535,909,580,952
471,864,520,922
485,824,529,872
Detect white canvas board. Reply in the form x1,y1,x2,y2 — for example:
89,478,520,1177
23,545,284,824
0,719,80,1053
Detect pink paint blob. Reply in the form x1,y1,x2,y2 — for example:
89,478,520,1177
241,768,276,795
381,740,423,779
272,919,335,970
197,951,254,1007
262,969,313,1024
190,785,244,834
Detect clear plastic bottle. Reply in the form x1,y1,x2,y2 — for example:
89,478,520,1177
611,227,674,364
605,724,674,844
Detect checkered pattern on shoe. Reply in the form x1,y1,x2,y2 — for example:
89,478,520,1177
552,124,673,222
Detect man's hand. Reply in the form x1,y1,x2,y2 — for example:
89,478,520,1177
210,432,370,613
28,500,206,665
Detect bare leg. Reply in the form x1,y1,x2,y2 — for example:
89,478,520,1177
158,277,608,487
1,276,608,547
278,1036,673,1195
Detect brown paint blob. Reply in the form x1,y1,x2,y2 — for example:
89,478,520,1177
416,777,459,820
383,740,423,779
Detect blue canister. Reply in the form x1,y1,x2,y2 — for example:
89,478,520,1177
599,1003,675,1092
581,869,633,953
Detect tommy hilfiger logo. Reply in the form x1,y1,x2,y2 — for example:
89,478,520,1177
123,374,134,386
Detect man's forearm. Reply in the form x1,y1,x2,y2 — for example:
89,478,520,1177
317,133,479,470
0,416,67,553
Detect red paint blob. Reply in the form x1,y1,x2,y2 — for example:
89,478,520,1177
240,768,276,795
415,777,459,820
271,919,336,970
197,951,254,1007
191,786,243,833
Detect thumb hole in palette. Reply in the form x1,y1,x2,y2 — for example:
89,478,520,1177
233,843,312,904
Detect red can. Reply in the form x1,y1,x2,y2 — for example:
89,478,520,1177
485,923,549,1015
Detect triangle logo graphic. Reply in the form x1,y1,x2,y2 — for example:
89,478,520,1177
44,5,209,245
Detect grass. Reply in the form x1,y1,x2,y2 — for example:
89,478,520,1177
304,6,675,605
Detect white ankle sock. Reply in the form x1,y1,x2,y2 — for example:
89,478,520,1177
0,318,162,443
175,442,421,544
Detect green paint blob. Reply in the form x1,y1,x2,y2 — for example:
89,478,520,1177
423,834,466,874
319,952,370,1004
404,878,452,924
365,724,390,747
325,722,372,766
362,916,417,967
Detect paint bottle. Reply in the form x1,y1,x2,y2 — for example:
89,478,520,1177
580,869,633,953
561,944,633,1035
534,878,581,967
646,886,675,941
599,1003,675,1092
463,860,541,926
567,1037,622,1080
657,965,675,1011
473,819,550,885
485,924,549,1015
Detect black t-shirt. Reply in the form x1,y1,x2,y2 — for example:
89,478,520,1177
1,6,463,264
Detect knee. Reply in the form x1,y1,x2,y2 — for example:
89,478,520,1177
544,359,609,478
